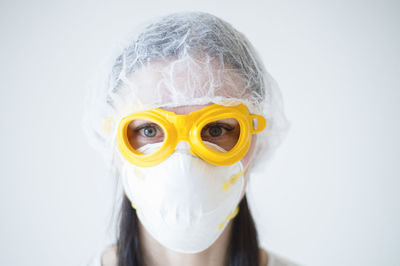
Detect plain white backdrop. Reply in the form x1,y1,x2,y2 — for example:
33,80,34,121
0,0,399,265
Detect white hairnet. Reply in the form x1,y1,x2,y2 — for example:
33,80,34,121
82,11,289,173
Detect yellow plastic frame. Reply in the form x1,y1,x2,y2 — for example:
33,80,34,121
117,104,266,167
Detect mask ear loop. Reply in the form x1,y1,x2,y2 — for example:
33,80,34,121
131,203,146,218
222,165,249,191
217,206,239,231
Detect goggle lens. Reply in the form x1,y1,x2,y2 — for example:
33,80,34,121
200,118,241,152
127,119,165,154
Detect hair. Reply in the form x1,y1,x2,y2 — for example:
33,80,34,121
111,11,264,266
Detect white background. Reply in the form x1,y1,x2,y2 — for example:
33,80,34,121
0,0,399,265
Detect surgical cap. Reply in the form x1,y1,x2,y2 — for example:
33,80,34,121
82,11,289,172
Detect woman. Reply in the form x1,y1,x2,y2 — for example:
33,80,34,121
83,11,295,266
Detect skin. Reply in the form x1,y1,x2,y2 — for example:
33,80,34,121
106,60,269,266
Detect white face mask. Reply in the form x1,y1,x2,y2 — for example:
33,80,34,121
120,141,245,253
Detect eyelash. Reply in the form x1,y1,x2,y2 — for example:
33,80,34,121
133,123,160,132
202,123,234,132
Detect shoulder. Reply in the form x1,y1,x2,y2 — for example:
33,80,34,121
101,245,118,266
260,248,301,266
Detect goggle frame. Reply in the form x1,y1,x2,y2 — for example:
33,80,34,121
117,104,266,167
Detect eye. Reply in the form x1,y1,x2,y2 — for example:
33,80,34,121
208,126,223,137
131,123,163,138
142,126,158,137
200,119,240,152
127,120,165,150
201,123,234,138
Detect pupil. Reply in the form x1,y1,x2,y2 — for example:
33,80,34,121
209,126,222,137
144,126,156,137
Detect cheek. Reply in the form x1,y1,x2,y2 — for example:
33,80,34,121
241,135,257,168
238,135,257,200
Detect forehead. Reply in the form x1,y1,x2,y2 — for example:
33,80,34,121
123,58,246,107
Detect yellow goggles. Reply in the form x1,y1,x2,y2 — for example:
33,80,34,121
117,104,266,167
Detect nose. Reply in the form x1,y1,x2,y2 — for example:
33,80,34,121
175,141,191,152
